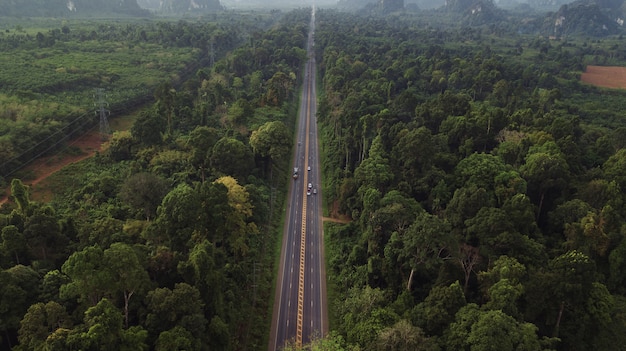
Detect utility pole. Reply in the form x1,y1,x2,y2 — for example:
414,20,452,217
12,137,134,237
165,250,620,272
209,38,215,67
95,88,110,140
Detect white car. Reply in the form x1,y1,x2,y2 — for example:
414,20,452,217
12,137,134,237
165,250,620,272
307,190,311,196
313,188,317,194
308,183,312,189
308,166,311,171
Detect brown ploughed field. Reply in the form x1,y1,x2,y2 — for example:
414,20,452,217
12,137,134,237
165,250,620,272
581,65,626,89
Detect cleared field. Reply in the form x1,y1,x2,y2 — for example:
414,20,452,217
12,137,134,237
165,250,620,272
581,65,626,89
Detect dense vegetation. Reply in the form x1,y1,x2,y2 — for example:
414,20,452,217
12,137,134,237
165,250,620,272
313,9,626,351
4,4,626,351
0,9,310,350
0,14,273,187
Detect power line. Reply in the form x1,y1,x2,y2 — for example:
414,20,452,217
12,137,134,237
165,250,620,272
0,113,94,179
0,112,91,175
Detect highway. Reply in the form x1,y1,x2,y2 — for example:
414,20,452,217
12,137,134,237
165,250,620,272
269,6,327,350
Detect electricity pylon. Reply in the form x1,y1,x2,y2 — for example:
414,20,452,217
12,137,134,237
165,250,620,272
95,88,110,140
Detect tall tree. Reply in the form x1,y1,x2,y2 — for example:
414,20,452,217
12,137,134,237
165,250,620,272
154,326,196,351
103,243,150,328
214,176,258,258
456,243,481,294
177,240,222,317
354,135,394,194
397,213,456,291
187,126,220,182
376,319,437,351
119,172,169,221
249,120,293,178
520,142,570,221
144,283,208,346
210,137,253,179
60,245,111,306
414,281,466,336
154,183,203,252
23,205,65,264
1,225,27,265
153,81,176,137
0,266,38,347
10,178,31,216
67,298,148,351
444,304,551,351
131,108,166,146
466,310,543,351
340,286,398,347
18,301,72,351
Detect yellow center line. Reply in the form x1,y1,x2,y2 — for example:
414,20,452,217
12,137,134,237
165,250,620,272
296,61,312,348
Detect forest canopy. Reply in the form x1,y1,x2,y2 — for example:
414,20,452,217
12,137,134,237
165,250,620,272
2,5,626,351
0,9,310,350
314,8,626,351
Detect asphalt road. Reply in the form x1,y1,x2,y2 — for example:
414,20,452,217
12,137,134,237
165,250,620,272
269,7,327,350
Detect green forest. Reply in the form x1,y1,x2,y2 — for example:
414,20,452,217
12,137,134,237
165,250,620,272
0,9,309,350
2,4,626,351
314,9,626,351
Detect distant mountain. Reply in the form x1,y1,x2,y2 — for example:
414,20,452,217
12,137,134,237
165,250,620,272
445,0,505,24
136,0,160,9
336,0,405,12
527,0,571,9
381,0,404,12
543,0,622,36
336,0,379,10
406,0,445,9
137,0,223,12
0,0,149,17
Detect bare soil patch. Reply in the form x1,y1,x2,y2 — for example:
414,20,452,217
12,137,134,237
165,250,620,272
581,66,626,89
0,126,105,206
0,110,137,206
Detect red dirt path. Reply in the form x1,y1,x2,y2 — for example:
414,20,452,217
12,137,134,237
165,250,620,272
322,216,351,224
0,127,105,206
581,66,626,89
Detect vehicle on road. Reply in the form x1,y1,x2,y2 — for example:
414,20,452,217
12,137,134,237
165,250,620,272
293,168,299,179
313,188,317,194
308,183,312,190
308,166,311,171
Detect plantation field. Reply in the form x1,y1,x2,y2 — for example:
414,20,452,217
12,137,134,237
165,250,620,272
0,41,199,111
0,18,248,188
581,65,626,89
